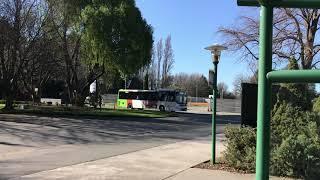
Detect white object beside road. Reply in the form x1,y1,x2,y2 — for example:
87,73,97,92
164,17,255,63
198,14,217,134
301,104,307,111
40,98,62,105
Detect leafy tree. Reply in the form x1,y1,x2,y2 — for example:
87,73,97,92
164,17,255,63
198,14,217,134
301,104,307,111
275,58,315,111
46,0,153,105
82,0,153,79
46,0,88,105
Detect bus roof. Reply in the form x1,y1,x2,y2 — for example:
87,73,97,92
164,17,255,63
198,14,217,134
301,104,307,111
118,89,157,93
118,89,186,93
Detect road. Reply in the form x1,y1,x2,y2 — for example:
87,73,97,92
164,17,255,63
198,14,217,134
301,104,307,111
0,112,240,179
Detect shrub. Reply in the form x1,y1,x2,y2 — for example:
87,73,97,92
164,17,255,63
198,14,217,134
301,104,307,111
224,126,256,172
313,97,320,114
223,102,320,178
270,127,320,179
270,103,320,178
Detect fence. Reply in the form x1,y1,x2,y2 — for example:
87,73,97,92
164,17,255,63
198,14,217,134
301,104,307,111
188,96,241,113
101,94,118,108
216,99,241,113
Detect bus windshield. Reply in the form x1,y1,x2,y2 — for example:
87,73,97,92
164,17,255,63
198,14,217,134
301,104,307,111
176,92,187,104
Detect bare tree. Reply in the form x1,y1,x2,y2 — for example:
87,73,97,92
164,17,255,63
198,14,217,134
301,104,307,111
162,35,174,88
219,9,320,70
0,0,48,109
217,82,228,98
232,74,252,97
21,35,62,102
172,73,209,97
156,39,163,89
148,46,157,89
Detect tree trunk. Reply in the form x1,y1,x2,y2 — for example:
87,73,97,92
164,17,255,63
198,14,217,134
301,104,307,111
4,90,14,110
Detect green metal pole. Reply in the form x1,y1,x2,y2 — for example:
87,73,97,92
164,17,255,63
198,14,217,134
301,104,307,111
256,4,273,180
267,70,320,83
211,61,218,164
238,0,320,8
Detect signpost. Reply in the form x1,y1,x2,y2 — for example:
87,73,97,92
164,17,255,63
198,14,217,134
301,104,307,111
237,0,320,179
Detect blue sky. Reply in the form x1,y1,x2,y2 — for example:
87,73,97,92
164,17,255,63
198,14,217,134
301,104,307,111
136,0,255,91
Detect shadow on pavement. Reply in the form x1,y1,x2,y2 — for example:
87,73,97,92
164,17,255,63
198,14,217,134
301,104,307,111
0,113,239,146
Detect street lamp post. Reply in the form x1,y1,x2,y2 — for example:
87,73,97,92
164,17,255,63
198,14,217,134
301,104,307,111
205,44,227,164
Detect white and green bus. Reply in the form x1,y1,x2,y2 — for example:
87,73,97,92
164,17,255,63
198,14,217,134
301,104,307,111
117,89,187,112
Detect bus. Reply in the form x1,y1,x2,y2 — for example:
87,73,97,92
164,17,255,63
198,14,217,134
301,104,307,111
117,89,187,112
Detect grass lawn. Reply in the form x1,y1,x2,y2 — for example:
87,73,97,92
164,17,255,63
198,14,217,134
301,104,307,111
0,106,175,119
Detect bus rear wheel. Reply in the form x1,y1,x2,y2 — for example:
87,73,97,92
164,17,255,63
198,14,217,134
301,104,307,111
159,105,165,112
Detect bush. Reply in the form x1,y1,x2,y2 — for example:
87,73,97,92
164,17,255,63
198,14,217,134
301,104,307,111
270,103,320,178
223,102,320,178
270,128,320,179
271,103,318,146
224,59,319,177
313,97,320,114
224,126,256,172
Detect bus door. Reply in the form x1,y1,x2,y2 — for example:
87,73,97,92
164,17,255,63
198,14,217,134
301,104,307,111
167,92,177,111
132,92,143,109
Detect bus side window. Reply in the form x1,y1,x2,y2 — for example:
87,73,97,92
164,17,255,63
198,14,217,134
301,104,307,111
128,92,135,99
119,92,128,99
152,92,158,101
169,92,175,102
160,93,166,101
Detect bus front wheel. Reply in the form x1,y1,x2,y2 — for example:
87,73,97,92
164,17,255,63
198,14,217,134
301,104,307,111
159,105,165,112
128,104,132,109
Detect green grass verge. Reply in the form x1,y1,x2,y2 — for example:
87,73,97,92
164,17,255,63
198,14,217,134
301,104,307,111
0,106,175,119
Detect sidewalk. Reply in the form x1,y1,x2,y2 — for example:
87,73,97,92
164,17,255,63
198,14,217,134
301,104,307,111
167,168,289,180
15,136,285,180
16,136,216,180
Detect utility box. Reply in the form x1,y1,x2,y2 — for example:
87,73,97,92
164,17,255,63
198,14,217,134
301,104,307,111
241,83,258,127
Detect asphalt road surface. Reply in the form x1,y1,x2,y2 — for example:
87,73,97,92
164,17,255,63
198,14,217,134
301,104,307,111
0,112,240,179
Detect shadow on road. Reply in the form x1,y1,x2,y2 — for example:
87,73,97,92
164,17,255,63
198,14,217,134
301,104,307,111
0,113,240,180
0,113,240,146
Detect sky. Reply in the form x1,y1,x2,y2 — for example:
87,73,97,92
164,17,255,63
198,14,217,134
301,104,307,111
136,0,256,91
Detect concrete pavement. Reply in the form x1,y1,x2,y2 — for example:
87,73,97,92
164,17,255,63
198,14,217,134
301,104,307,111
15,136,219,180
0,113,239,179
0,113,290,180
166,168,290,180
15,136,290,180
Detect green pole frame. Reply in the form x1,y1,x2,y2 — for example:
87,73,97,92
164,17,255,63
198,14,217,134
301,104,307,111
267,70,320,83
238,0,320,8
256,4,273,180
211,61,218,164
236,0,320,179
